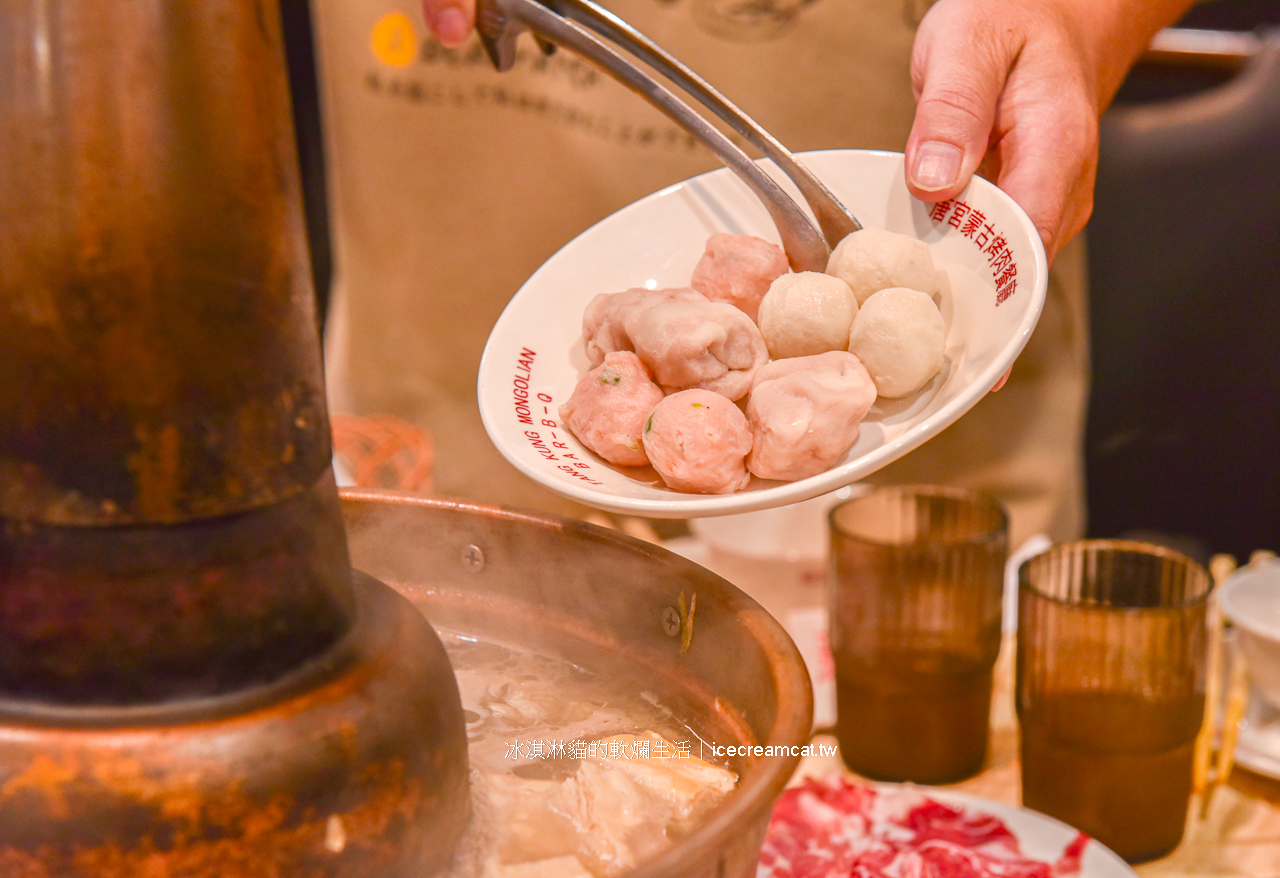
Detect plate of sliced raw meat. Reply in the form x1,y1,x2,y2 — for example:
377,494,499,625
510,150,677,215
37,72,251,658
757,776,1135,878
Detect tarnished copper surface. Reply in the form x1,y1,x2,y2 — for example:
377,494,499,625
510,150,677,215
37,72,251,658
0,0,471,873
0,573,469,877
0,0,330,526
0,475,355,704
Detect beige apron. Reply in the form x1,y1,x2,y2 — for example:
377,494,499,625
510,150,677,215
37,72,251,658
312,0,1088,547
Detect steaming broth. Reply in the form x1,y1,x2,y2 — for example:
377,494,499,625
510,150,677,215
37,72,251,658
440,631,739,878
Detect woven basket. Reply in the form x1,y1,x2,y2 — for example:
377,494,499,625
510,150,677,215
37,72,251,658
330,412,434,493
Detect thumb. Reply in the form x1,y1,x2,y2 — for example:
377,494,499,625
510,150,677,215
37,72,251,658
904,21,1009,202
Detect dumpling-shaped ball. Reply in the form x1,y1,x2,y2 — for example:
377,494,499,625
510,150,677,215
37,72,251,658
757,271,858,359
847,287,946,398
690,233,790,323
625,300,768,401
825,227,939,305
746,351,877,481
582,286,708,366
642,389,753,494
559,351,666,466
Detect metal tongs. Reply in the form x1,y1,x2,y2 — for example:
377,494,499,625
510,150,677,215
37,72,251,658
476,0,862,272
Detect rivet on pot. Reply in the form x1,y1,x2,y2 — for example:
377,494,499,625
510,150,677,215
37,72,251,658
461,544,486,572
661,606,681,637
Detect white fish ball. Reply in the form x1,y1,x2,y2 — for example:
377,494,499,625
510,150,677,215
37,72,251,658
825,227,939,304
847,287,946,398
757,271,858,360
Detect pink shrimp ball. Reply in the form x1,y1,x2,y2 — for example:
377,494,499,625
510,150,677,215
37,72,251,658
690,233,790,323
560,351,665,467
642,389,753,494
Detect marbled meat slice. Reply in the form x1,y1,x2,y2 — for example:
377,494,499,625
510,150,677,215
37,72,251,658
757,777,1089,878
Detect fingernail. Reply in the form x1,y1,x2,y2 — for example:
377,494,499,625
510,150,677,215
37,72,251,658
911,141,963,192
434,6,471,46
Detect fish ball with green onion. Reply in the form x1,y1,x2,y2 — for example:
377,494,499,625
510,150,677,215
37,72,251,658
642,389,753,494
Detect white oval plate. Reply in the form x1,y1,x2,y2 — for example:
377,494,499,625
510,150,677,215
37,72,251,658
478,149,1048,518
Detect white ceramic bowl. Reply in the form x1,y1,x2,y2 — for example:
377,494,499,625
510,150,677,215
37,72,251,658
1219,558,1280,711
478,149,1048,518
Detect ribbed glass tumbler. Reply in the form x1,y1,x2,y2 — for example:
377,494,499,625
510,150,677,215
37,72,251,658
1016,539,1212,863
828,485,1008,783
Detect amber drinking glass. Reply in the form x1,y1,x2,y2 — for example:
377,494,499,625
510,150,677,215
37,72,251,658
828,485,1008,783
1016,540,1212,863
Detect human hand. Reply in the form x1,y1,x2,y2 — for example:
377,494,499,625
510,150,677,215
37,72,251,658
904,0,1194,263
422,0,476,46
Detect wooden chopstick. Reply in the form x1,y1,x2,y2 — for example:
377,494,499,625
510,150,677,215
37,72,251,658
1195,553,1241,818
1192,560,1226,803
1207,642,1253,818
1195,551,1280,818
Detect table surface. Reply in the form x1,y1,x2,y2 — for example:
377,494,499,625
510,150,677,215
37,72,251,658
793,636,1280,878
653,530,1280,877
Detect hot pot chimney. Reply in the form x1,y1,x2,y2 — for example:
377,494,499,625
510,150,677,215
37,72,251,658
0,1,468,873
